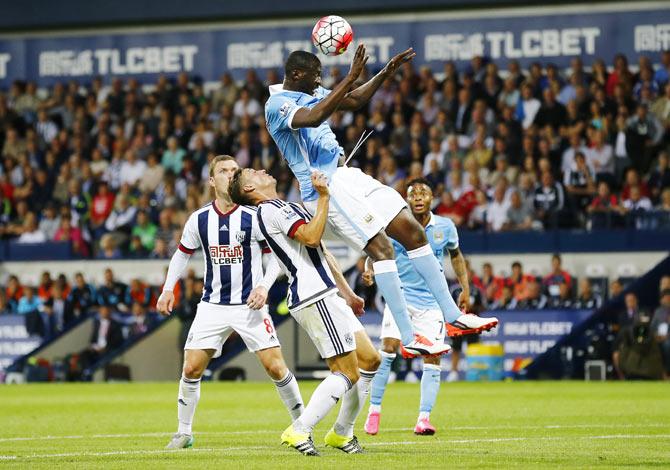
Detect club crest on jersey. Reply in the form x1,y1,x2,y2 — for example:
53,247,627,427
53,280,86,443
281,206,298,220
344,333,354,346
433,231,444,242
209,245,244,265
363,214,374,224
235,231,246,243
279,102,292,117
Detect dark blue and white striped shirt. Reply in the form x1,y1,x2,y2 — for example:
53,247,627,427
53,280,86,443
179,201,269,305
256,199,336,312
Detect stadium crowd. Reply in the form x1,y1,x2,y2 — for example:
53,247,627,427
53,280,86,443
0,52,669,257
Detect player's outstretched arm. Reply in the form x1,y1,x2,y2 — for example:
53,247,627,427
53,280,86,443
291,44,368,128
157,249,191,315
292,171,330,247
449,247,470,311
339,47,416,111
323,248,365,316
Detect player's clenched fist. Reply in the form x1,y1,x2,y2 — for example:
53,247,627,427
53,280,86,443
156,291,175,316
311,171,329,196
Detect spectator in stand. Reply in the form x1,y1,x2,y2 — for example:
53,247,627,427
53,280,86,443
651,289,670,376
508,261,535,301
138,152,165,194
68,272,96,318
622,185,653,218
128,235,149,258
42,283,74,337
515,280,548,309
543,254,572,300
547,282,574,309
613,308,664,380
38,204,61,241
504,190,535,231
648,151,670,202
150,238,170,259
533,171,565,228
575,278,602,310
587,181,621,228
129,279,152,308
586,129,614,181
131,210,158,252
17,286,44,336
104,195,137,246
479,262,504,305
119,149,147,187
626,104,663,173
490,284,516,310
90,182,115,235
564,151,596,213
129,301,153,337
486,185,510,232
5,275,24,314
97,268,129,313
621,168,651,200
17,212,47,243
516,82,541,130
534,88,567,131
161,136,187,174
54,217,88,257
79,304,124,371
618,292,641,328
97,234,122,260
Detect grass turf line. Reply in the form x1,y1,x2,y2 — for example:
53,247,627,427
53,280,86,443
0,381,668,469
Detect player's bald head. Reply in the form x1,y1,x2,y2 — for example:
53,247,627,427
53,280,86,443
285,51,321,76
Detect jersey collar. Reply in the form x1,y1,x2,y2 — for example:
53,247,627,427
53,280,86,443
269,83,284,95
426,213,436,228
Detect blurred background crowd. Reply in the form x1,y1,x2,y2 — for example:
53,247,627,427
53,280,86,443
0,52,670,260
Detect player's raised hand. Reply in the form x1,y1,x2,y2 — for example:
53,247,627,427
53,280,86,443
382,47,416,76
362,268,375,287
311,170,329,196
246,286,268,310
156,291,175,316
347,43,369,81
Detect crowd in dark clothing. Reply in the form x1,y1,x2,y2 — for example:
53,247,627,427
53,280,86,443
1,52,670,258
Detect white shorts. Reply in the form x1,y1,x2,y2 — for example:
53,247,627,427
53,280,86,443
292,293,364,359
381,303,446,344
185,302,280,357
303,166,408,251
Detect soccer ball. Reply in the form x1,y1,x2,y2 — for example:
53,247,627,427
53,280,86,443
311,15,354,56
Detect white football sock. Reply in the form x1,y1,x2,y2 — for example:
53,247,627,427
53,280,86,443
272,370,304,422
418,411,430,421
177,375,201,435
334,369,376,438
293,372,352,434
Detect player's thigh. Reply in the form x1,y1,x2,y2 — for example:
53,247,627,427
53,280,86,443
354,329,381,371
255,346,288,380
231,305,281,353
185,302,235,358
291,294,361,361
381,337,401,354
384,207,428,249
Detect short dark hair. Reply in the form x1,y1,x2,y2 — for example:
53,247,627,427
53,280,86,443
285,51,320,76
406,177,434,192
228,168,254,206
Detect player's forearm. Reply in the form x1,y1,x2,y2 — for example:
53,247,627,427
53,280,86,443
451,251,470,295
258,253,282,290
324,248,356,298
343,69,387,109
162,250,191,292
298,77,356,127
298,194,330,247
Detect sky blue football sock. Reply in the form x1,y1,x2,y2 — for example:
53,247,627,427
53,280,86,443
419,363,442,413
407,244,461,323
369,351,396,407
373,260,415,344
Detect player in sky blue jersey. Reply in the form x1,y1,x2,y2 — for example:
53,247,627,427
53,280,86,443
265,45,497,358
361,178,478,436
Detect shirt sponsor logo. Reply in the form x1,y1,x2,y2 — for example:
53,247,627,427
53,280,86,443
209,245,244,265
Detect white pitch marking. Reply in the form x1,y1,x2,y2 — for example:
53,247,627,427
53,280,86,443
1,434,669,460
0,423,667,443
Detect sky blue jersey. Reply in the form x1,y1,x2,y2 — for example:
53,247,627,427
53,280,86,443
391,213,459,309
265,84,343,202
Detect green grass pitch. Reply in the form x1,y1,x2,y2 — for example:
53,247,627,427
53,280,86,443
1,381,669,468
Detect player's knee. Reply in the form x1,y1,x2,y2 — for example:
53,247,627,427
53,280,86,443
264,359,287,381
367,351,382,371
346,368,360,385
182,362,204,380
